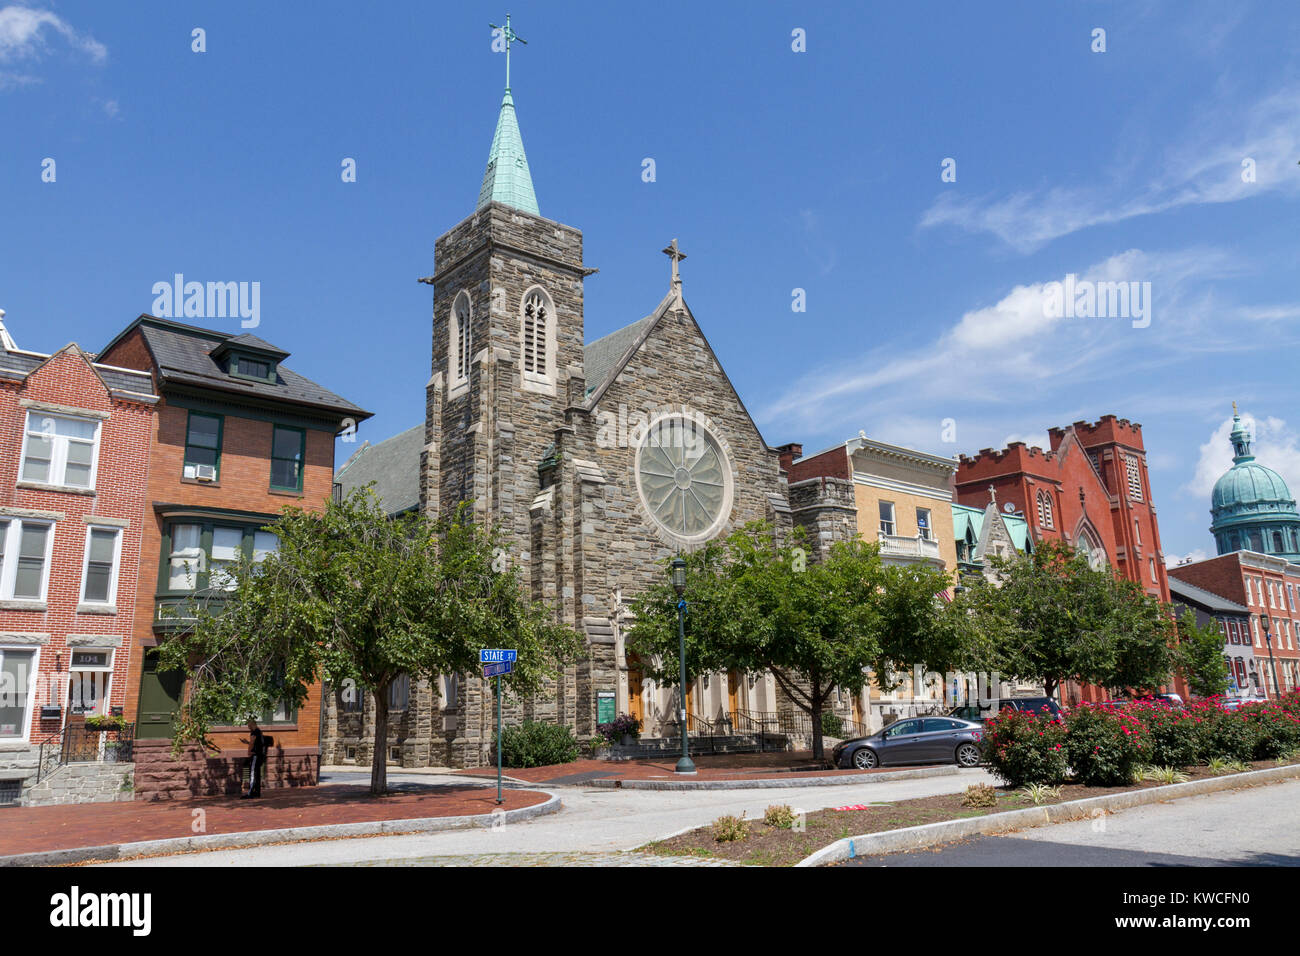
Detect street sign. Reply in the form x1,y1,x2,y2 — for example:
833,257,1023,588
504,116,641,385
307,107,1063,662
483,660,513,678
480,649,517,664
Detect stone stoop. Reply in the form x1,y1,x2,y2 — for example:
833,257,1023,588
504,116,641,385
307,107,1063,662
22,762,135,806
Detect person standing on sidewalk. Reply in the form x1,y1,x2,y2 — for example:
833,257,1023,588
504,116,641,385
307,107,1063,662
241,719,268,799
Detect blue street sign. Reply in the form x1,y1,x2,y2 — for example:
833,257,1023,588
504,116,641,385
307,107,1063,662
480,649,518,663
483,660,513,678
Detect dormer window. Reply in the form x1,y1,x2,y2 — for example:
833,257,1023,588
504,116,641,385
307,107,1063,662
234,356,271,379
210,334,288,385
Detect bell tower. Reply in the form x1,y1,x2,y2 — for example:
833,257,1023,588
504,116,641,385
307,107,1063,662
416,16,590,766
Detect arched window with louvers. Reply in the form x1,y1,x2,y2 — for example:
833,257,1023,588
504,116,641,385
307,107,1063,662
448,290,473,396
519,285,556,391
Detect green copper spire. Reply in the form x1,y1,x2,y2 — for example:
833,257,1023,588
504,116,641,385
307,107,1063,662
477,15,539,216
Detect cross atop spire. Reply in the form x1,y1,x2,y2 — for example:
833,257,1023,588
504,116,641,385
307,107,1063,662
477,15,539,216
662,238,687,297
489,14,527,91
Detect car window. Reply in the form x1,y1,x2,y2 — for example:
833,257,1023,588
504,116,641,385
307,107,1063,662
885,719,920,737
923,718,959,732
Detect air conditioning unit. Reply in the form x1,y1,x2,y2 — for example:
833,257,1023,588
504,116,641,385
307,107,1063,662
194,464,217,482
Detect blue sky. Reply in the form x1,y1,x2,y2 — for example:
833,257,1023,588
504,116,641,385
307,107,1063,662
2,1,1299,567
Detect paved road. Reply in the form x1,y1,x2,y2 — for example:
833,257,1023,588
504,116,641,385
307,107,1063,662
853,778,1300,867
99,768,994,867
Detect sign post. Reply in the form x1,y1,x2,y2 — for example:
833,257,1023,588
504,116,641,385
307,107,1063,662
481,650,517,805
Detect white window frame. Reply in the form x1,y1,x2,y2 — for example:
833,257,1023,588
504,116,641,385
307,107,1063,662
79,525,124,607
915,508,932,541
19,411,102,491
448,290,473,397
0,644,41,741
1245,577,1254,606
878,500,896,537
67,647,115,718
0,519,56,602
519,285,557,394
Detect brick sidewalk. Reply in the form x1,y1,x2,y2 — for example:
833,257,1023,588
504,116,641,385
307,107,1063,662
0,783,549,857
458,752,942,785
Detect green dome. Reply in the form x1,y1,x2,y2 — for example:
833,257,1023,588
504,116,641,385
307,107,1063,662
1210,409,1300,563
1211,461,1297,517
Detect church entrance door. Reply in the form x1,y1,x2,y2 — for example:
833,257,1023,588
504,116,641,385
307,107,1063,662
628,669,644,727
727,671,741,725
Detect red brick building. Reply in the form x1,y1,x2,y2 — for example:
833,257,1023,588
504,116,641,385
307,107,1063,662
1169,552,1300,699
954,416,1174,703
98,316,369,799
0,326,157,804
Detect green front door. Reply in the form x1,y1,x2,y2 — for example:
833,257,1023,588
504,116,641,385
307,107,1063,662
137,650,184,739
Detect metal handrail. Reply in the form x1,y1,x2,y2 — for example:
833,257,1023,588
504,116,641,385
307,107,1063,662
34,730,62,783
34,721,135,783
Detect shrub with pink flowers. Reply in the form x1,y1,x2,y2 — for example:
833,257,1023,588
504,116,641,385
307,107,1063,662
1197,704,1262,762
1064,704,1149,786
1131,700,1201,768
980,709,1068,787
1239,700,1300,759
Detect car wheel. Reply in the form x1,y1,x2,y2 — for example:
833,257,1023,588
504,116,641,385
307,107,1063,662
852,748,879,770
955,743,981,768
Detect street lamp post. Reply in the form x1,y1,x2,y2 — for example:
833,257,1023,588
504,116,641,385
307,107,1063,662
672,557,695,774
1261,615,1281,701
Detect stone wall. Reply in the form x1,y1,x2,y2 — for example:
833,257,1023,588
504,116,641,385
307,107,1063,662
22,761,134,806
132,740,318,801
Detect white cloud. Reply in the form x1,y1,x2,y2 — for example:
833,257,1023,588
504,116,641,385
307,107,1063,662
920,86,1300,253
1166,548,1209,569
758,246,1233,436
1186,411,1300,500
1001,432,1050,451
0,5,106,64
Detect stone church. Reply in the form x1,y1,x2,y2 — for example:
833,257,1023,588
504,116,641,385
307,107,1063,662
323,65,851,768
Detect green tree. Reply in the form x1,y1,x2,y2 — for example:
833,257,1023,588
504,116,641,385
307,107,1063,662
625,523,959,759
159,489,582,795
962,539,1173,701
1172,609,1231,698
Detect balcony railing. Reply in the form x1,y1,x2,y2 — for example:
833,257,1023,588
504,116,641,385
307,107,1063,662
877,532,943,564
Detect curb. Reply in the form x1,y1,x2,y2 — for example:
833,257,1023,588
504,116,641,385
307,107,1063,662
0,792,563,868
796,762,1300,867
592,764,962,791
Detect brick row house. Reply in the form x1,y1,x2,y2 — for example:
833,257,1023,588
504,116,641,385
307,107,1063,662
0,317,157,806
1168,553,1300,698
1167,576,1259,698
96,316,370,799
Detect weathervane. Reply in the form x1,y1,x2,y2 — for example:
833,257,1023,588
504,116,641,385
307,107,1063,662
489,14,527,90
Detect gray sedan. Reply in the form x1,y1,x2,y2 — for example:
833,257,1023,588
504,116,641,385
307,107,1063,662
831,717,984,770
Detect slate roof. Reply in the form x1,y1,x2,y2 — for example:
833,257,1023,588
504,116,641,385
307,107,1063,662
0,346,156,397
102,317,370,420
1167,576,1250,614
334,423,424,515
583,313,657,398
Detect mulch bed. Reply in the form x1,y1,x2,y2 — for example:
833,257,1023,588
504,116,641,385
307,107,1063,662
643,758,1298,867
0,783,551,857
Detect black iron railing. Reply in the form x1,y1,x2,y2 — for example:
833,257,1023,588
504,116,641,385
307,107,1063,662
35,722,135,782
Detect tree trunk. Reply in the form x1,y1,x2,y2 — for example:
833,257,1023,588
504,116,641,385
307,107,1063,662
1044,677,1058,704
371,684,389,796
810,686,825,761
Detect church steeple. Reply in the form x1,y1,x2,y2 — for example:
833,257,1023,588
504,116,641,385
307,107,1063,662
476,15,539,216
